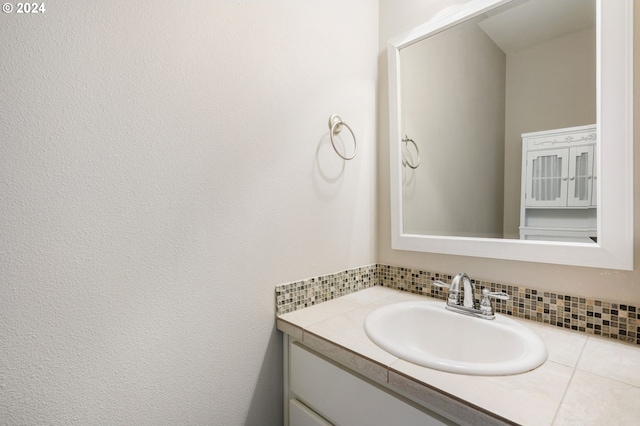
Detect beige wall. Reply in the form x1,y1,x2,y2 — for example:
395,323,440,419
401,17,506,238
0,1,378,424
503,28,596,238
378,0,640,305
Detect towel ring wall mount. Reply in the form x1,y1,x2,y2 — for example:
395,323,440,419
328,114,357,160
402,135,421,169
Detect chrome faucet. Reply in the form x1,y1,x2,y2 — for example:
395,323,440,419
438,272,476,308
433,272,509,320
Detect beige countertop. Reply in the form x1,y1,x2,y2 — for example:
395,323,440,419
276,287,640,425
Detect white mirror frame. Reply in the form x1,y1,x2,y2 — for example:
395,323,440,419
389,0,633,270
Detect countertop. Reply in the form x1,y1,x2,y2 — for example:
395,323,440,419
276,287,640,425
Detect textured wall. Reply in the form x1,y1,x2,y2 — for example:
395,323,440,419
378,0,640,305
0,1,378,424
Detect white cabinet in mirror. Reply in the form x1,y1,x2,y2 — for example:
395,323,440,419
520,124,597,243
388,0,633,270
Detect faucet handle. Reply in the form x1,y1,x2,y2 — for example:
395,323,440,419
479,288,509,319
483,289,509,301
433,280,450,289
433,280,460,305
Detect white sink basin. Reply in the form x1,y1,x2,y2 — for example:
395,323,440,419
364,301,548,376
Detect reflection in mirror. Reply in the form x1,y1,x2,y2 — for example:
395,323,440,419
400,0,596,242
388,0,633,269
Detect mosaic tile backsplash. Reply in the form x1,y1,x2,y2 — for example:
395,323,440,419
275,264,639,346
276,264,377,315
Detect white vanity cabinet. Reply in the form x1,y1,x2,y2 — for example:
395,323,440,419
519,125,597,242
284,337,453,426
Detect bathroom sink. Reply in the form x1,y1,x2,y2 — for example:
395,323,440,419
364,301,547,375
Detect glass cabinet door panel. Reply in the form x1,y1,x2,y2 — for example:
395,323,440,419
568,146,594,207
525,149,569,207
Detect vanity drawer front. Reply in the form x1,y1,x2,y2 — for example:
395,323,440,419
290,398,332,426
289,342,451,426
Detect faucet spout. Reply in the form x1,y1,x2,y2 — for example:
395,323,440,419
451,272,476,308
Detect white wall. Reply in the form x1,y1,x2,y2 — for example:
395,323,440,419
0,1,378,424
378,0,640,305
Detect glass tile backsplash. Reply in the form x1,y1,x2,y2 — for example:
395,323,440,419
275,264,639,346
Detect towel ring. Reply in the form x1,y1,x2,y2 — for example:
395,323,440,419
402,135,421,169
328,114,357,160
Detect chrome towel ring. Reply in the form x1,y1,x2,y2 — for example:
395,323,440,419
402,135,421,169
328,114,357,160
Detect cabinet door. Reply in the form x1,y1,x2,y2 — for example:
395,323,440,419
525,148,569,207
567,146,594,207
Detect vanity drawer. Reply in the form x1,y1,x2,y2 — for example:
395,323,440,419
289,398,332,426
289,342,451,426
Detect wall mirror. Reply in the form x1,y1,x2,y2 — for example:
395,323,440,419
388,0,633,270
